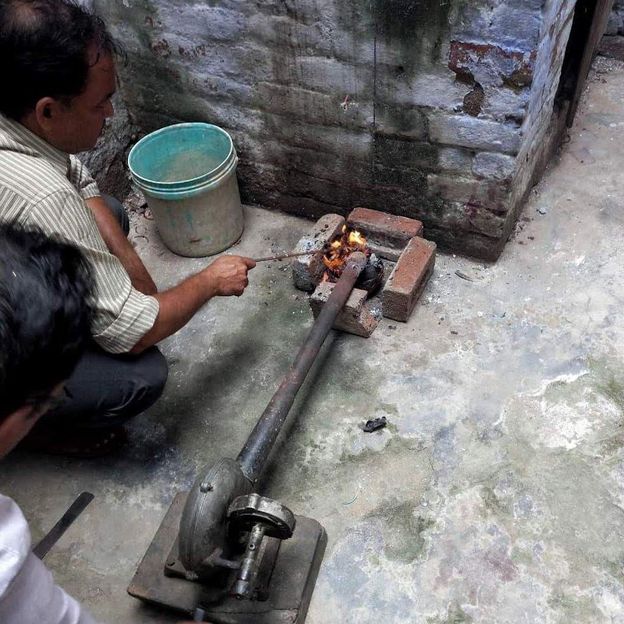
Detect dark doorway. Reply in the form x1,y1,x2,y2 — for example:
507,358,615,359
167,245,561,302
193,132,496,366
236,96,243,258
555,0,615,126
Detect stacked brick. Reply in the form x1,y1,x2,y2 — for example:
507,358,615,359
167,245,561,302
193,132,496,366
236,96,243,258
294,207,436,336
95,0,579,259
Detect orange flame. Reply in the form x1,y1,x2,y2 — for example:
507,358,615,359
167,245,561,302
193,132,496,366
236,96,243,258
322,225,368,281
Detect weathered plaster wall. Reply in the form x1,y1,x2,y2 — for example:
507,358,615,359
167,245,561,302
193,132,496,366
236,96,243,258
94,0,577,259
607,0,624,35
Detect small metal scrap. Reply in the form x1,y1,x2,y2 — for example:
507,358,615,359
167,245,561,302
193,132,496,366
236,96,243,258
362,416,387,433
455,270,475,282
342,485,361,506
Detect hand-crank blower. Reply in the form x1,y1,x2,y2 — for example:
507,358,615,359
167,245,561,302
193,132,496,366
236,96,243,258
128,252,369,623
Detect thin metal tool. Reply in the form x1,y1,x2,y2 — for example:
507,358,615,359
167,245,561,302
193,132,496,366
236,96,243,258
33,492,94,560
252,251,313,263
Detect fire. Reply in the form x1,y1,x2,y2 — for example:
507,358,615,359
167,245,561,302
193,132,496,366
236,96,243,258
347,229,366,247
322,225,368,281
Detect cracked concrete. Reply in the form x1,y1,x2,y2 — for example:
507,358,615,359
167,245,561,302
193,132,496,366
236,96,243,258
2,56,624,623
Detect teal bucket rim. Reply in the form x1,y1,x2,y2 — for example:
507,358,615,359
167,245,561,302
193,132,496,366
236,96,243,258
132,154,238,201
128,122,236,191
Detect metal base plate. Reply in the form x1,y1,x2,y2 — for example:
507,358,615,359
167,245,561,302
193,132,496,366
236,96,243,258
128,493,327,624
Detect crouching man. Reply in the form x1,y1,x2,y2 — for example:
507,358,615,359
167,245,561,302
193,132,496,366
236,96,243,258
0,0,255,456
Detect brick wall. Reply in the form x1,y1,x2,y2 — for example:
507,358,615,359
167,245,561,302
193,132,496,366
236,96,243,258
93,0,579,260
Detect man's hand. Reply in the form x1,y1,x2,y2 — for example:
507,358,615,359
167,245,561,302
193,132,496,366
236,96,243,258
202,256,256,297
130,255,256,353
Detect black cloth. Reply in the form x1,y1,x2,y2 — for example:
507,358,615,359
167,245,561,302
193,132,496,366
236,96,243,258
42,343,168,430
39,195,167,430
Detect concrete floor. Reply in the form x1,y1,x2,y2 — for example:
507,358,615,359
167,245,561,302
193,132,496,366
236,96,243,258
3,56,624,623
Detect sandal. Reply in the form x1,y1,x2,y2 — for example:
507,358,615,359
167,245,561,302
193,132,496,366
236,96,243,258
19,425,128,459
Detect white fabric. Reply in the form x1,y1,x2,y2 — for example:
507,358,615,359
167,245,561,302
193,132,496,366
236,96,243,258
0,495,29,596
0,494,97,624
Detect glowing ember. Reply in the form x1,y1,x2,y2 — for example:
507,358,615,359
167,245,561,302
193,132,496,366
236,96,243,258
322,225,369,281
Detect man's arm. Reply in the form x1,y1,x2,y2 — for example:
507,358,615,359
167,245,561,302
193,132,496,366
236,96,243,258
33,189,255,355
130,255,256,354
85,196,157,296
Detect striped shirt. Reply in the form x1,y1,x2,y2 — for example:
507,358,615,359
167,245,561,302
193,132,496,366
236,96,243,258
0,115,159,354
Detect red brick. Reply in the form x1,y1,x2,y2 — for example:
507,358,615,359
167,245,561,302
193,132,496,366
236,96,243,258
347,207,423,261
310,282,380,338
382,237,436,322
292,213,345,291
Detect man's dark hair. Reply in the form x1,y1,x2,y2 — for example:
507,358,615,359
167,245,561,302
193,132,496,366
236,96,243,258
0,225,94,420
0,0,122,119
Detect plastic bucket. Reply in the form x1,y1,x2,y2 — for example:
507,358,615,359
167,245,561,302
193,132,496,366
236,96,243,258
128,123,244,257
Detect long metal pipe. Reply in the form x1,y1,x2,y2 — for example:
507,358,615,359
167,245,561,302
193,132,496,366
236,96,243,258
237,251,367,483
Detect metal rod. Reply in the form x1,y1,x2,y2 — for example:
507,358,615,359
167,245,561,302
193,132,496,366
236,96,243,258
252,251,314,263
232,522,267,599
237,251,367,483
